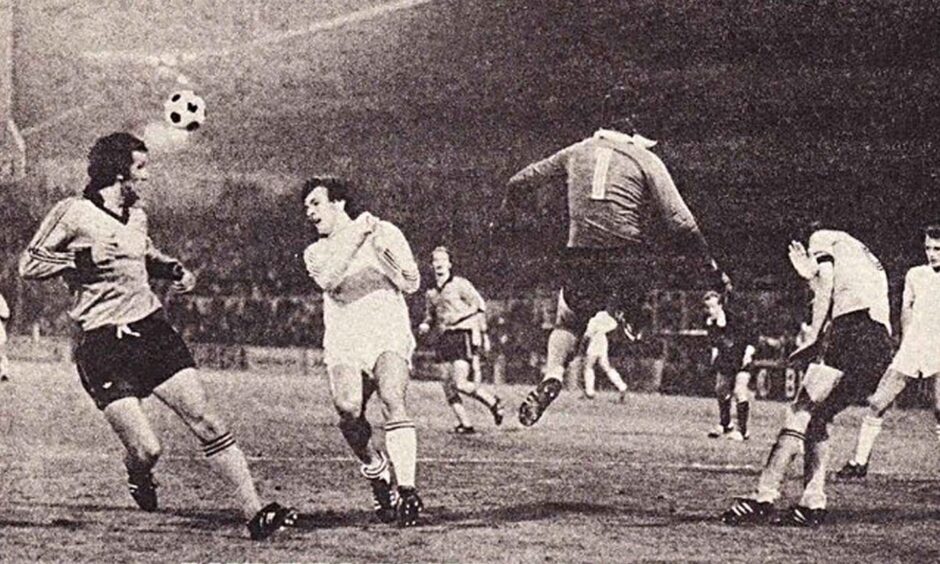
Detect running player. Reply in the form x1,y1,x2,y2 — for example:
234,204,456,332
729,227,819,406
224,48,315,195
837,224,940,479
703,291,756,441
418,246,504,434
722,224,893,527
302,176,423,527
0,290,10,382
19,132,295,540
581,310,628,402
503,88,730,426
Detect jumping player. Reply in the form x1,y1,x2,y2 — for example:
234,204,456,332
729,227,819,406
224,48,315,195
581,310,628,402
19,132,296,540
418,246,504,434
302,176,423,527
504,88,730,426
837,224,940,479
703,291,756,441
722,225,893,527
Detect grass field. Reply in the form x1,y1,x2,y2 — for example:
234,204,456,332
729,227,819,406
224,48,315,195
1,360,939,562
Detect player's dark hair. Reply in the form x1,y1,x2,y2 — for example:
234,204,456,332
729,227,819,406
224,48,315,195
304,176,358,215
924,224,940,240
84,133,148,199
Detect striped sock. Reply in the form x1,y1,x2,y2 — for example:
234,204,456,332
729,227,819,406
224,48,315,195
935,423,940,445
385,420,417,488
203,433,262,519
360,451,392,483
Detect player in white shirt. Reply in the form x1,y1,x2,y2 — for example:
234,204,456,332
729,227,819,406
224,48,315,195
723,224,893,527
581,310,628,402
837,225,940,479
302,176,423,527
0,291,10,381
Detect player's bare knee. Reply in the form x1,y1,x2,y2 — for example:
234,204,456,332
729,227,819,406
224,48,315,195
333,396,363,419
189,412,227,442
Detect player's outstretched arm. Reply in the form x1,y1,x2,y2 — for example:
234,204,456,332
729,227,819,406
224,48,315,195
372,222,420,294
19,201,81,280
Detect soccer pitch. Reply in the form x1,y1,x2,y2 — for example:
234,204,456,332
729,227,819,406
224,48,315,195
1,360,938,562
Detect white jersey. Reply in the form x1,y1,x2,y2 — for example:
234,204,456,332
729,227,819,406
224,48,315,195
585,311,618,338
808,230,890,331
890,265,940,377
303,214,419,374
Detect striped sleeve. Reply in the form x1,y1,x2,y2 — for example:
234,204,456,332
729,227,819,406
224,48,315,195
371,221,421,294
19,199,78,280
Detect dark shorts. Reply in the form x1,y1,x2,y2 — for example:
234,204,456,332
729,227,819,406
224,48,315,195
813,310,894,424
75,310,196,410
555,247,654,334
434,330,476,362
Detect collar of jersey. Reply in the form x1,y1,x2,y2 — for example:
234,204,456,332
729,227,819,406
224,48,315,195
87,196,130,224
594,128,658,149
436,274,454,289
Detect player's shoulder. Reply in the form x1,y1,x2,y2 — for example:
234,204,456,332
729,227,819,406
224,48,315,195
452,275,476,289
48,196,86,219
376,219,408,238
906,264,932,280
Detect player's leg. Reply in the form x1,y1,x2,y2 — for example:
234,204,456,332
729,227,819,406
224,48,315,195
442,362,475,433
710,371,734,438
582,350,598,399
595,339,628,401
723,363,841,525
729,371,753,441
374,351,422,527
0,346,10,381
931,374,940,445
153,369,261,516
329,365,397,522
453,356,503,426
103,397,163,511
839,368,906,479
784,315,893,526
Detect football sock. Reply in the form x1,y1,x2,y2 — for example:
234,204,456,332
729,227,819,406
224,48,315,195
339,416,375,465
853,415,883,465
736,401,750,436
583,367,597,397
360,451,392,483
800,436,831,510
450,401,473,428
756,428,805,503
605,369,628,393
203,433,262,519
934,423,940,445
385,420,417,488
718,396,732,430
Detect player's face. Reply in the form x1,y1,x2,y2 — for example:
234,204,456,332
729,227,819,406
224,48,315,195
431,252,451,277
122,150,149,186
925,236,940,268
305,186,342,235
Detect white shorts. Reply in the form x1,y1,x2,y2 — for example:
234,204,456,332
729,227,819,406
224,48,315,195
323,289,415,375
586,333,609,358
889,334,940,378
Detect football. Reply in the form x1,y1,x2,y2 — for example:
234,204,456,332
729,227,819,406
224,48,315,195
163,90,206,131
